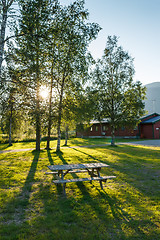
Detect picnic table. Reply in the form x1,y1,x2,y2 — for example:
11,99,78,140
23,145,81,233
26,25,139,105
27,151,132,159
47,162,116,195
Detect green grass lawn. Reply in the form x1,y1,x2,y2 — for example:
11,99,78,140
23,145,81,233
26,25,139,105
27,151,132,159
0,137,141,151
0,141,160,239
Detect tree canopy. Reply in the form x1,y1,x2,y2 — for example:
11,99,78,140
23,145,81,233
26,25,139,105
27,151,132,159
1,0,101,150
0,2,146,150
92,36,146,145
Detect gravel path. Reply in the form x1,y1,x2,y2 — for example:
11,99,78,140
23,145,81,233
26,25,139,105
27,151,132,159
120,139,160,147
0,148,35,154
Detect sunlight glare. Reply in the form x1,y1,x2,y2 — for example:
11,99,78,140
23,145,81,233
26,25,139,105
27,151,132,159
40,86,49,99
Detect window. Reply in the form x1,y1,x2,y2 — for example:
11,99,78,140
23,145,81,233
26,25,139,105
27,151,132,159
90,127,93,132
96,126,98,131
102,126,106,131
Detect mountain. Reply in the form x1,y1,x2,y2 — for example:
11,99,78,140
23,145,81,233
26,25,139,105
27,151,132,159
144,82,160,114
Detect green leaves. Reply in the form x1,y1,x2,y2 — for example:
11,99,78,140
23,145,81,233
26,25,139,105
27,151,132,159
91,36,146,144
1,0,101,149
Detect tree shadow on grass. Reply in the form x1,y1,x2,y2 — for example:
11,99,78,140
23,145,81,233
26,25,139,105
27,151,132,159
68,145,160,235
21,149,39,191
71,145,160,198
30,171,160,240
78,183,129,237
73,177,159,239
55,150,67,164
70,147,98,161
47,149,54,165
1,150,39,229
24,148,159,239
45,150,67,196
0,143,12,151
96,188,159,239
33,153,129,239
97,145,160,197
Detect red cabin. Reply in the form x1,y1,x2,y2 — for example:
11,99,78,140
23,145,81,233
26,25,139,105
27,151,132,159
139,113,160,139
76,113,160,139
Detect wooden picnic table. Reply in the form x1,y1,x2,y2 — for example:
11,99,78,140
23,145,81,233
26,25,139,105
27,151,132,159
47,162,116,195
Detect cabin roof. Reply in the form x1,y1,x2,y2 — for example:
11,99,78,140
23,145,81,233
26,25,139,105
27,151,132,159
141,115,160,124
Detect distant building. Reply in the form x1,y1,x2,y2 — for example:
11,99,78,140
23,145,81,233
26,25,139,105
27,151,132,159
139,113,160,139
76,113,160,139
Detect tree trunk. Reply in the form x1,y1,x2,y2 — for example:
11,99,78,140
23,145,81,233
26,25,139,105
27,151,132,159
100,122,103,136
9,109,12,146
56,95,63,152
56,125,61,151
0,4,7,82
56,48,70,152
56,77,65,152
36,112,41,151
8,90,13,146
46,115,51,150
35,84,41,151
35,24,41,151
46,62,54,150
111,124,115,146
111,80,115,145
64,124,68,146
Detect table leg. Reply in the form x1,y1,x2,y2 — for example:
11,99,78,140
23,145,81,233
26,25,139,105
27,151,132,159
91,169,94,177
96,168,103,190
90,168,95,183
60,170,66,195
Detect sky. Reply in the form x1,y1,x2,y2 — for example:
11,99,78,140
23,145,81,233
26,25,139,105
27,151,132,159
60,0,160,86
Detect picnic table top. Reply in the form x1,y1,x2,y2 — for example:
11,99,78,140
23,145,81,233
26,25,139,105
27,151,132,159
48,162,109,171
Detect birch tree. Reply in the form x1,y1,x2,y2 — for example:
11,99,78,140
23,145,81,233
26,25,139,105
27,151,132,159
0,0,16,82
14,0,57,151
92,36,146,146
50,0,100,152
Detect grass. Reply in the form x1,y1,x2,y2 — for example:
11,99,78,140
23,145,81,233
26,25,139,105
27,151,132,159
0,139,160,239
0,137,141,151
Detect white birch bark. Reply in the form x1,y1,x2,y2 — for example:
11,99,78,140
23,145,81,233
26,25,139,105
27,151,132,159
0,0,15,81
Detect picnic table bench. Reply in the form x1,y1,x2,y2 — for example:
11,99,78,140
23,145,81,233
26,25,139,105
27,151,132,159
46,163,116,195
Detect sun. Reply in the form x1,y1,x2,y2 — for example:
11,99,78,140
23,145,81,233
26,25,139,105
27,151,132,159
40,86,49,99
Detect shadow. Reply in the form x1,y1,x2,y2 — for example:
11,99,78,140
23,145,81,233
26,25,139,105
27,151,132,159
68,138,110,147
97,189,159,238
55,150,67,164
54,150,100,197
46,150,63,194
70,144,160,233
69,147,98,161
69,144,160,200
47,149,54,165
35,149,131,238
22,150,39,191
0,143,12,151
98,189,131,221
93,145,160,198
1,146,159,239
74,180,128,238
33,175,159,239
2,150,39,226
70,147,114,176
46,150,66,195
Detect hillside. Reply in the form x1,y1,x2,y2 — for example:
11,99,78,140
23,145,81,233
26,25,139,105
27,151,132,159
144,82,160,114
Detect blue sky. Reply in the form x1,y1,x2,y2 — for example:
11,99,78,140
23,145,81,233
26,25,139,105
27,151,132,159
60,0,160,85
